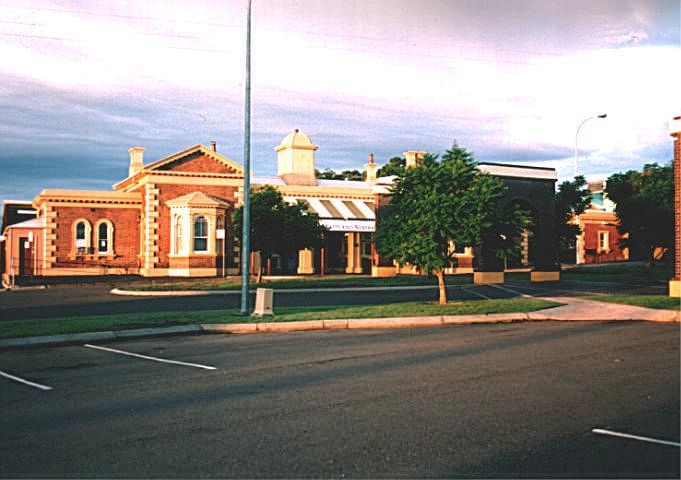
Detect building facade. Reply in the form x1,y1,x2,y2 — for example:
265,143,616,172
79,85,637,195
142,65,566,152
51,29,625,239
2,130,559,284
573,179,628,265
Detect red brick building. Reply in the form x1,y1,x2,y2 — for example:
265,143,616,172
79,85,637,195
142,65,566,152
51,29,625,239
2,130,559,284
574,179,628,264
2,131,383,283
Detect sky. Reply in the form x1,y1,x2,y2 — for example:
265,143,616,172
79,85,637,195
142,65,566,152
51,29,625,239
1,0,680,202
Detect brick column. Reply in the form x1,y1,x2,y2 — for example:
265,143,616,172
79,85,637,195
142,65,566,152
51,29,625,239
670,116,681,297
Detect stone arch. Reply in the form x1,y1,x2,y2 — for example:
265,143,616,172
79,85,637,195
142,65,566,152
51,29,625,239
475,164,559,281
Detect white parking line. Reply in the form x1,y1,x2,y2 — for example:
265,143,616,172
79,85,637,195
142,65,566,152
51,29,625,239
84,344,217,370
463,286,491,300
592,428,681,448
0,370,52,391
488,283,534,298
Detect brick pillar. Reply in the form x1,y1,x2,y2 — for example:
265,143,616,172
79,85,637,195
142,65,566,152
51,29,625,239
670,116,681,297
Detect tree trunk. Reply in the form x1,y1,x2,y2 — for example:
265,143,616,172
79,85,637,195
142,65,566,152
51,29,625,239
648,246,656,268
436,269,447,305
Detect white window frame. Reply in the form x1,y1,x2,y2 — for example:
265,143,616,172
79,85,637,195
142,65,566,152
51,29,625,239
73,219,92,254
193,215,209,253
95,219,114,255
597,230,610,253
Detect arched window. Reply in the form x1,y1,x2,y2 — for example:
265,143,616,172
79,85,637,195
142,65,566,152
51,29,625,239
73,219,92,254
95,220,114,255
193,216,208,252
173,214,184,255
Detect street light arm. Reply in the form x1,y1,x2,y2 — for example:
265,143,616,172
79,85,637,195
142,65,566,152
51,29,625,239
574,114,607,178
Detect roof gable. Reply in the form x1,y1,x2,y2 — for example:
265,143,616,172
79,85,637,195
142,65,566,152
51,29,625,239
166,192,231,208
146,145,243,175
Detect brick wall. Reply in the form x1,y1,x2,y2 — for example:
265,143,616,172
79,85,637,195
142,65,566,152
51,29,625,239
52,206,141,269
581,220,627,264
155,184,239,268
162,154,238,174
674,130,680,280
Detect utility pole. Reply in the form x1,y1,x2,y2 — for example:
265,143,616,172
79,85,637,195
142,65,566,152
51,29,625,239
240,0,252,315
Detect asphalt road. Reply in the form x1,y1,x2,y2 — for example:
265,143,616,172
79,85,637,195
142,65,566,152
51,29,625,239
0,279,666,321
1,321,678,478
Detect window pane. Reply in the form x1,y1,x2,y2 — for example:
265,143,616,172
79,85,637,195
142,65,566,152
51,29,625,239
194,238,208,251
76,222,86,240
194,217,207,237
98,223,108,240
193,216,208,252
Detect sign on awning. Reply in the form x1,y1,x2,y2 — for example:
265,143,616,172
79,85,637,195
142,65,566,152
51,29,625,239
319,219,375,232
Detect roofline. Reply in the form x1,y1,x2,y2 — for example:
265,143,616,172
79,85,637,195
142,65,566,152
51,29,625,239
113,144,244,190
477,162,556,172
2,199,33,205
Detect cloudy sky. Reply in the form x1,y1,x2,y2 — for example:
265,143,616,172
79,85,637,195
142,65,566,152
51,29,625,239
1,0,679,202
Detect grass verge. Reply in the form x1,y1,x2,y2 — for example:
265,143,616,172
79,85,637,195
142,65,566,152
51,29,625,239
129,274,476,291
584,295,680,311
0,298,560,339
562,263,672,284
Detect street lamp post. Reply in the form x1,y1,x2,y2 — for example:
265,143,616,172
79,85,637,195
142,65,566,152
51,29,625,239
574,113,607,178
573,113,606,265
240,0,252,315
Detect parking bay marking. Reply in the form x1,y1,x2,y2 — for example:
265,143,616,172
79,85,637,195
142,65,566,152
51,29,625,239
84,344,217,370
0,369,52,391
592,428,680,448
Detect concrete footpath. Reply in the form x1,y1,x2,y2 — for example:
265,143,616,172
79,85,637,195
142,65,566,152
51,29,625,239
0,297,678,350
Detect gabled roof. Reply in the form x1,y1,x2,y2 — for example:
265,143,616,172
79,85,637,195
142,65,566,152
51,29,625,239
113,144,243,191
145,144,243,174
166,192,231,208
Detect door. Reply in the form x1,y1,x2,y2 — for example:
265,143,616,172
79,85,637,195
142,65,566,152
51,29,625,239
19,237,33,276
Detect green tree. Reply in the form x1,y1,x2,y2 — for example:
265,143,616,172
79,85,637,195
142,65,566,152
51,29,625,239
555,175,591,262
234,186,326,281
374,145,527,304
315,168,364,181
605,163,674,266
376,156,405,177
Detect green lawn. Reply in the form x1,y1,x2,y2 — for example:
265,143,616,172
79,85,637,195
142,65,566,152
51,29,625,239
131,274,476,291
562,263,672,284
126,271,538,291
584,295,680,311
0,298,561,339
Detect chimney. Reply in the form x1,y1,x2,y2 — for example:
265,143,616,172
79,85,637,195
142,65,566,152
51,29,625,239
210,140,217,152
365,152,378,183
128,147,145,177
404,150,426,169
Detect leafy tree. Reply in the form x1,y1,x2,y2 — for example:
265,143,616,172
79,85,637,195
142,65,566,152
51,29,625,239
234,186,326,281
605,163,674,266
555,175,591,262
315,168,364,181
376,156,405,178
374,145,527,304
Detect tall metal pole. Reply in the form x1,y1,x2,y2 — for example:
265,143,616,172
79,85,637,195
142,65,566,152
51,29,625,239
240,0,252,315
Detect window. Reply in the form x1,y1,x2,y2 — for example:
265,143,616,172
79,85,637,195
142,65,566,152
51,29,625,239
174,215,184,255
598,231,609,252
95,220,114,254
193,216,208,252
73,219,92,254
215,216,224,255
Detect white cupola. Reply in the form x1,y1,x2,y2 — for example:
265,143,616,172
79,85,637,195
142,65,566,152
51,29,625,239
275,129,318,186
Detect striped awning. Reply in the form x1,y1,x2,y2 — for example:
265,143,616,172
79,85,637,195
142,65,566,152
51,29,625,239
283,197,375,232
